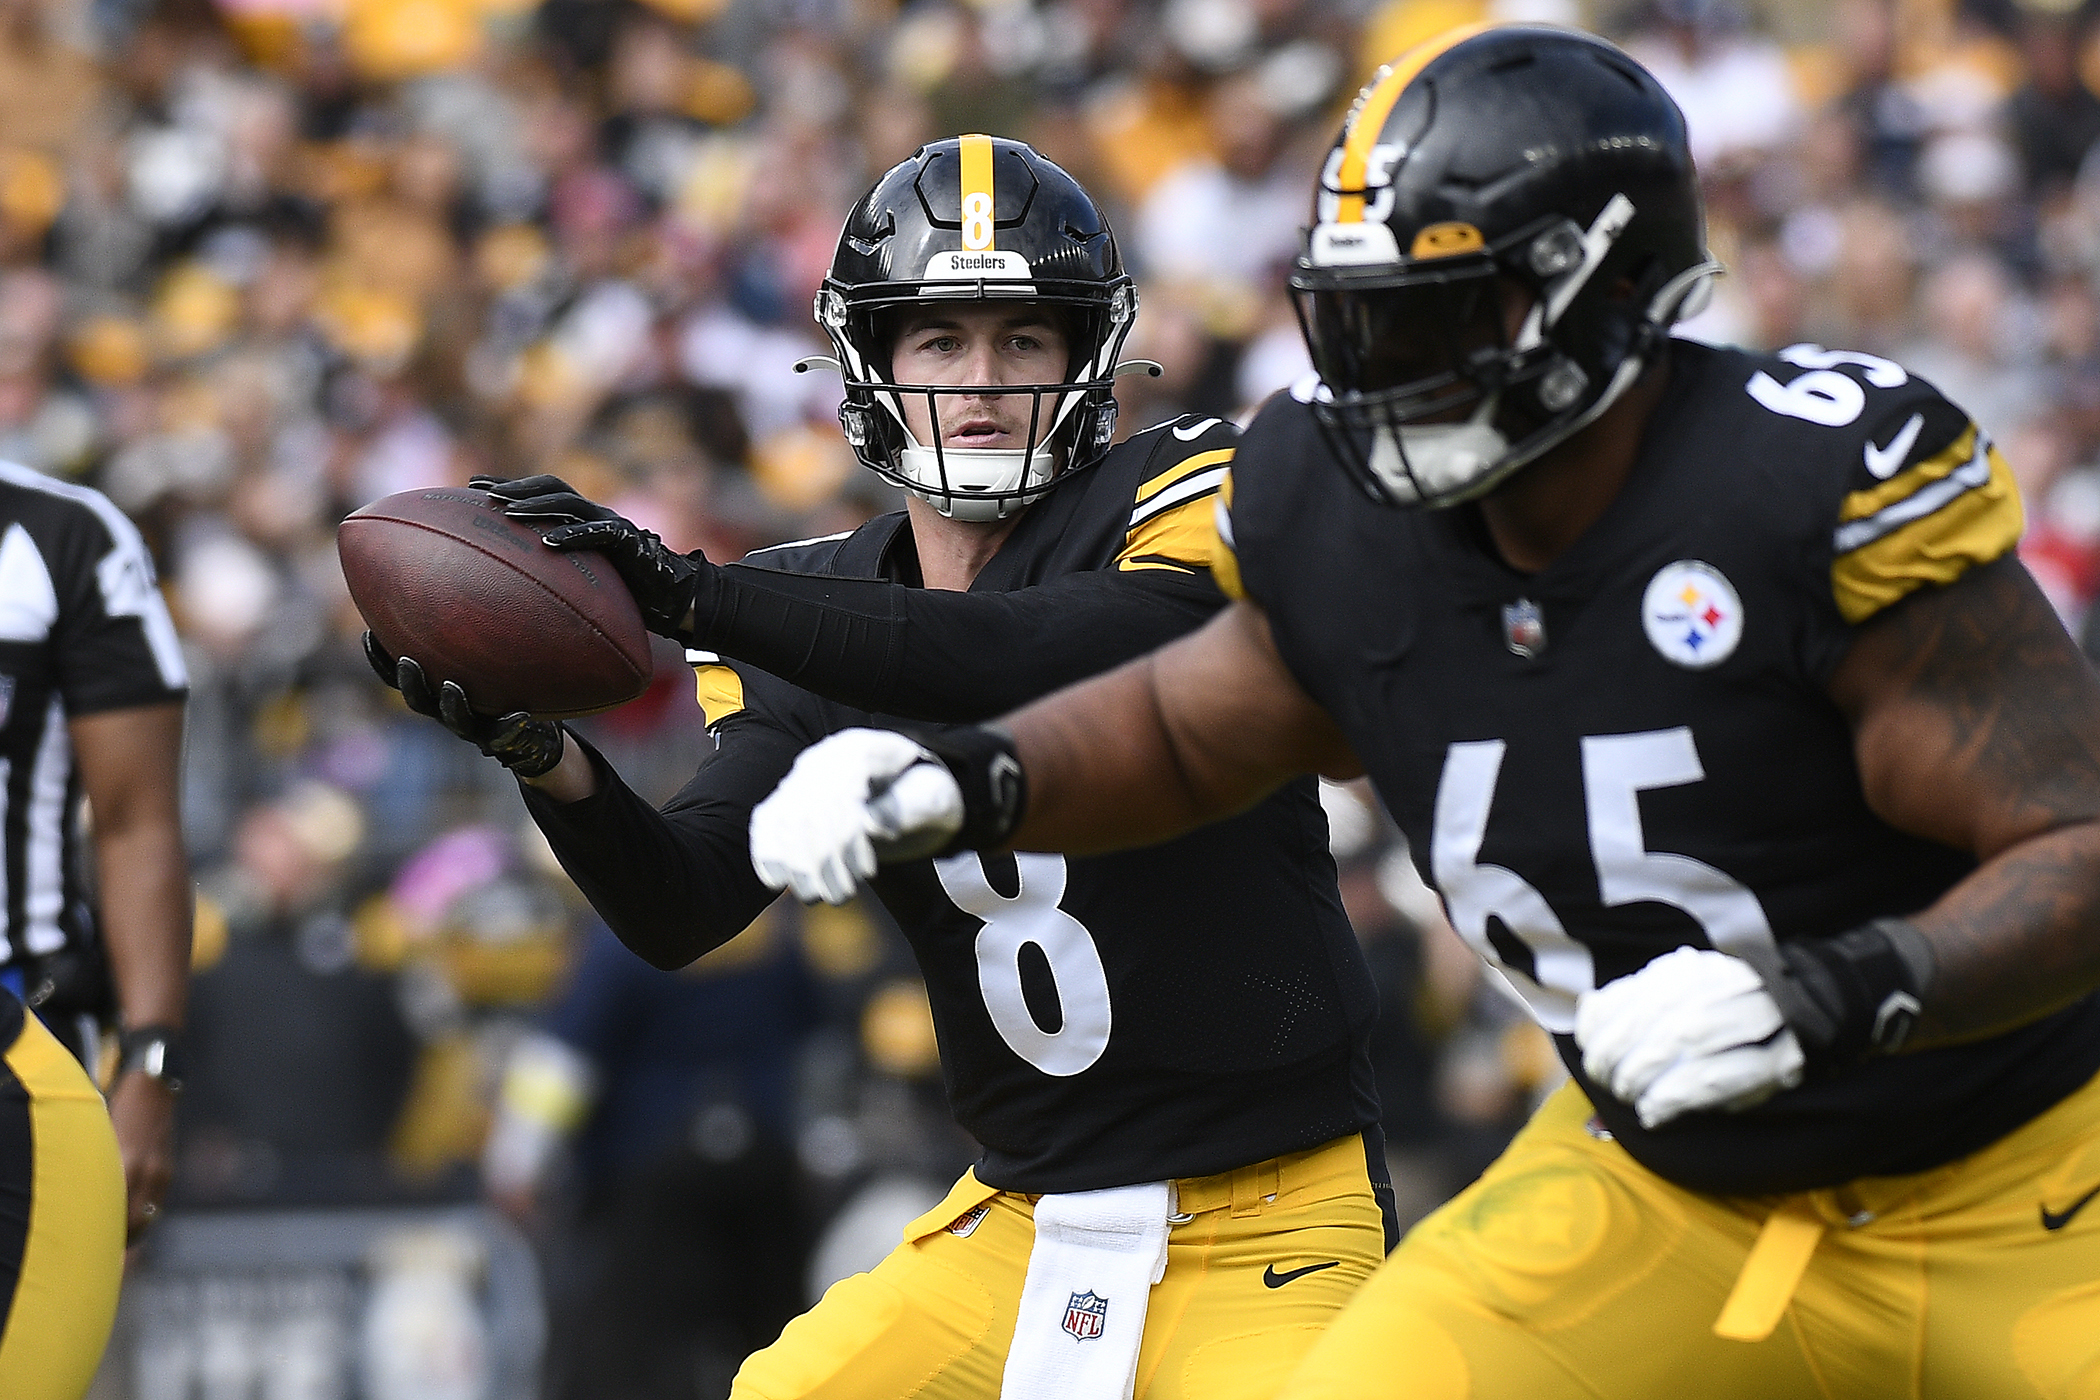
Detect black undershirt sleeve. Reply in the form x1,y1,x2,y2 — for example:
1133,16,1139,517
695,564,1225,722
518,720,796,971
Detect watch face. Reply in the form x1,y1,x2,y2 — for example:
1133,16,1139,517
121,1028,186,1089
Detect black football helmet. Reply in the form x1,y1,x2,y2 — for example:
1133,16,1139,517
1289,26,1720,509
803,136,1145,521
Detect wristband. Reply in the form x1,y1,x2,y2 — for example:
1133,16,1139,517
908,724,1027,855
1759,917,1936,1071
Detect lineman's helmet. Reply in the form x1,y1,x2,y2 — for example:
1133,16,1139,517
1290,26,1719,508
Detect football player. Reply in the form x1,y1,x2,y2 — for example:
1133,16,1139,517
750,32,2100,1398
372,138,1397,1400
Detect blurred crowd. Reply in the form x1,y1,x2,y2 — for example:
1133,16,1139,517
7,0,2096,1390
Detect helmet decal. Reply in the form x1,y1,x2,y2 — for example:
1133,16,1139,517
1411,223,1485,259
1329,23,1490,225
959,133,996,252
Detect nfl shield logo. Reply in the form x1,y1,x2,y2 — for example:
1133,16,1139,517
1502,599,1546,659
1062,1290,1108,1342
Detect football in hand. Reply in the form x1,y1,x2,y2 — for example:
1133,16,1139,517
338,487,652,718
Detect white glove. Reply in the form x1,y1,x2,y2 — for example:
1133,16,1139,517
1574,945,1806,1130
749,728,965,904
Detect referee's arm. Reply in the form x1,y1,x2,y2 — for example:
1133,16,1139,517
72,700,190,1240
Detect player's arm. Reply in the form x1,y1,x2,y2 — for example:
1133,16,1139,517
695,564,1223,722
365,634,787,966
749,599,1358,902
479,425,1238,722
1828,552,2100,1047
520,723,791,970
518,660,810,969
1003,599,1359,852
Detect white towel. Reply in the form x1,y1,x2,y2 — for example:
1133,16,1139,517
999,1182,1173,1400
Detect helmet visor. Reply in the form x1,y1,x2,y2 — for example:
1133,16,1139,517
1291,266,1510,423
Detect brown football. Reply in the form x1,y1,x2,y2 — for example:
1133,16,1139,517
338,487,652,718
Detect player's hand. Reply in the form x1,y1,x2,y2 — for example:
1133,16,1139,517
472,475,714,642
749,729,965,904
1574,946,1805,1130
363,632,566,778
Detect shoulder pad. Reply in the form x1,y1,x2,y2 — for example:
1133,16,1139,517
1739,346,2024,624
1129,413,1239,451
1115,417,1238,576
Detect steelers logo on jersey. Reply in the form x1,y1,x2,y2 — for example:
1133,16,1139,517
1641,561,1743,669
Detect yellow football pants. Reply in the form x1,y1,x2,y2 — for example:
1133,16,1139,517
0,1004,124,1400
1284,1071,2100,1400
733,1134,1388,1400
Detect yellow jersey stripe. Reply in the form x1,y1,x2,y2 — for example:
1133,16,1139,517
1831,438,2022,624
1138,446,1234,505
960,133,995,250
1118,493,1222,573
1211,473,1246,601
1839,422,1982,525
1131,466,1231,532
694,663,746,726
1336,25,1491,222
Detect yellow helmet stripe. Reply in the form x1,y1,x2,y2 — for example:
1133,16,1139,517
959,133,996,251
1335,23,1495,223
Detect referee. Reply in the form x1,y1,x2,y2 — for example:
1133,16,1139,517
0,461,190,1397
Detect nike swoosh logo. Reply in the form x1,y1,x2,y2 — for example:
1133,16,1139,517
2042,1183,2100,1231
1864,413,1925,480
1173,418,1223,441
1263,1261,1340,1288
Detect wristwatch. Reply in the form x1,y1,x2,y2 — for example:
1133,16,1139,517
117,1025,187,1094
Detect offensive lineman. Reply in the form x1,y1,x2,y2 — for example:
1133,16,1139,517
752,32,2100,1398
372,138,1394,1400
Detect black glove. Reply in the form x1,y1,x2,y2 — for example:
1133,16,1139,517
363,632,567,778
471,475,716,643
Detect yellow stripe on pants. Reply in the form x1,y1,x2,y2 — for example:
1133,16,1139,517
0,1009,124,1400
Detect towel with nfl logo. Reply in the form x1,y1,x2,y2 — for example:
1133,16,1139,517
999,1182,1172,1400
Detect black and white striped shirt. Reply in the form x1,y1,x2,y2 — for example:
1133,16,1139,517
0,462,185,969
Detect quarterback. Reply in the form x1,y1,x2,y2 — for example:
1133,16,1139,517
752,32,2100,1398
374,139,1395,1400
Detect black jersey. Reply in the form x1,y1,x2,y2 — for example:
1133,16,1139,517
0,464,186,973
1221,341,2100,1197
528,418,1381,1193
